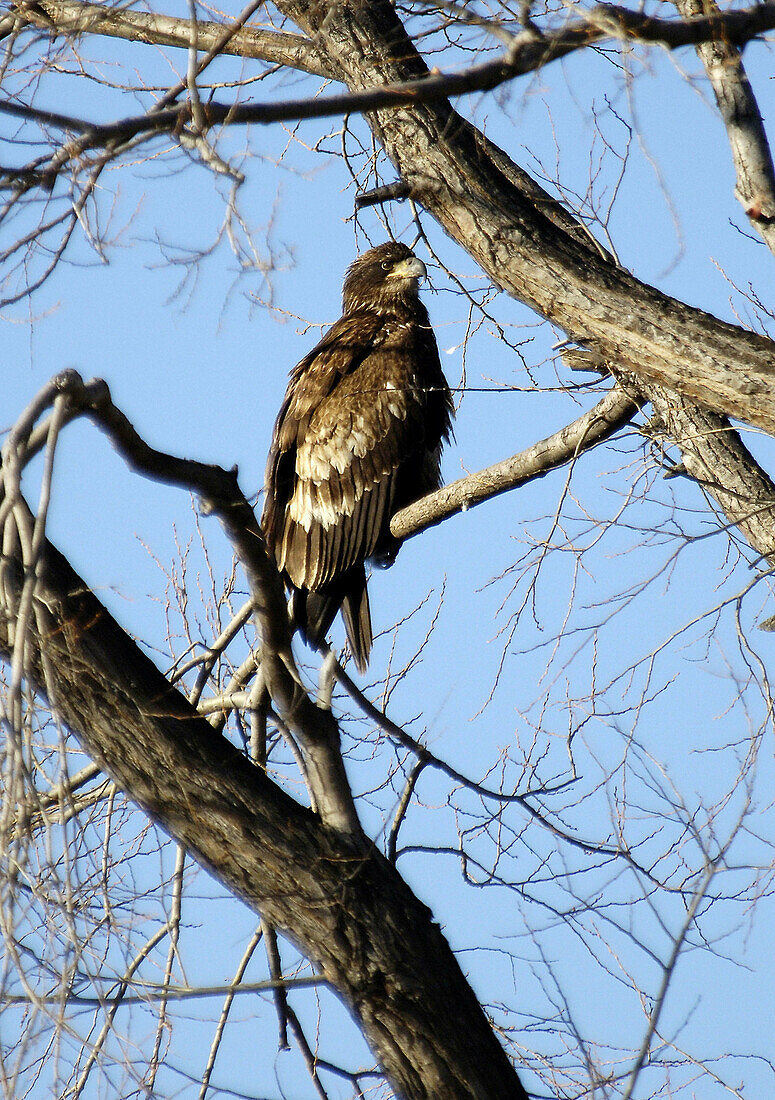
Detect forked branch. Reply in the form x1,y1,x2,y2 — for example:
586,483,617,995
1,369,360,834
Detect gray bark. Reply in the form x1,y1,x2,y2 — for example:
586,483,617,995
673,0,775,250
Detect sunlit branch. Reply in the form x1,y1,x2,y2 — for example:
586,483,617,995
636,382,775,568
146,845,187,1091
10,0,775,96
2,0,328,75
205,656,264,731
275,0,775,440
169,599,253,688
355,181,412,209
7,776,114,838
673,0,775,248
198,926,264,1098
0,974,326,1007
391,382,642,540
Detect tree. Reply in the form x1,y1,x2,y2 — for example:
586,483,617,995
1,1,774,1097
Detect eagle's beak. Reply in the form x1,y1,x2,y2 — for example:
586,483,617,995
388,256,427,281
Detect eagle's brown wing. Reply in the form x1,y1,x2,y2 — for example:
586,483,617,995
262,311,436,669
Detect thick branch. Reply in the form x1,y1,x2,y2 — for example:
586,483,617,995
643,384,775,566
0,365,533,1100
392,369,775,580
590,1,775,47
5,370,361,834
0,513,527,1099
11,0,775,85
5,0,327,75
275,0,775,439
673,0,775,248
8,0,775,206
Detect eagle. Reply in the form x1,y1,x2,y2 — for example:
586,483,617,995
262,241,453,672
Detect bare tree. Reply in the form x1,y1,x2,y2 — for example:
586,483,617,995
2,1,775,1097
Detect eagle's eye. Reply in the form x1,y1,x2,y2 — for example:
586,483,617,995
381,260,392,271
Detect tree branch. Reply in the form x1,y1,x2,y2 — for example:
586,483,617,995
12,0,775,87
391,382,642,541
2,369,361,835
643,384,775,567
273,0,775,442
4,0,328,75
9,0,775,220
673,0,775,248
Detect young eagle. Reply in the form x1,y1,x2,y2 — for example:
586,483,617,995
262,241,453,672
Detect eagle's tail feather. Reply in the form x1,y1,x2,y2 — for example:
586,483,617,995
291,566,372,672
340,572,372,674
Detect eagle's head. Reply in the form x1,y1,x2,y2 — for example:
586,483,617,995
342,242,427,313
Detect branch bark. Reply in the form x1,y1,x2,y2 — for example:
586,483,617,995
673,0,775,249
4,0,327,74
8,4,775,451
11,0,775,87
643,385,775,566
3,370,362,835
9,0,775,273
